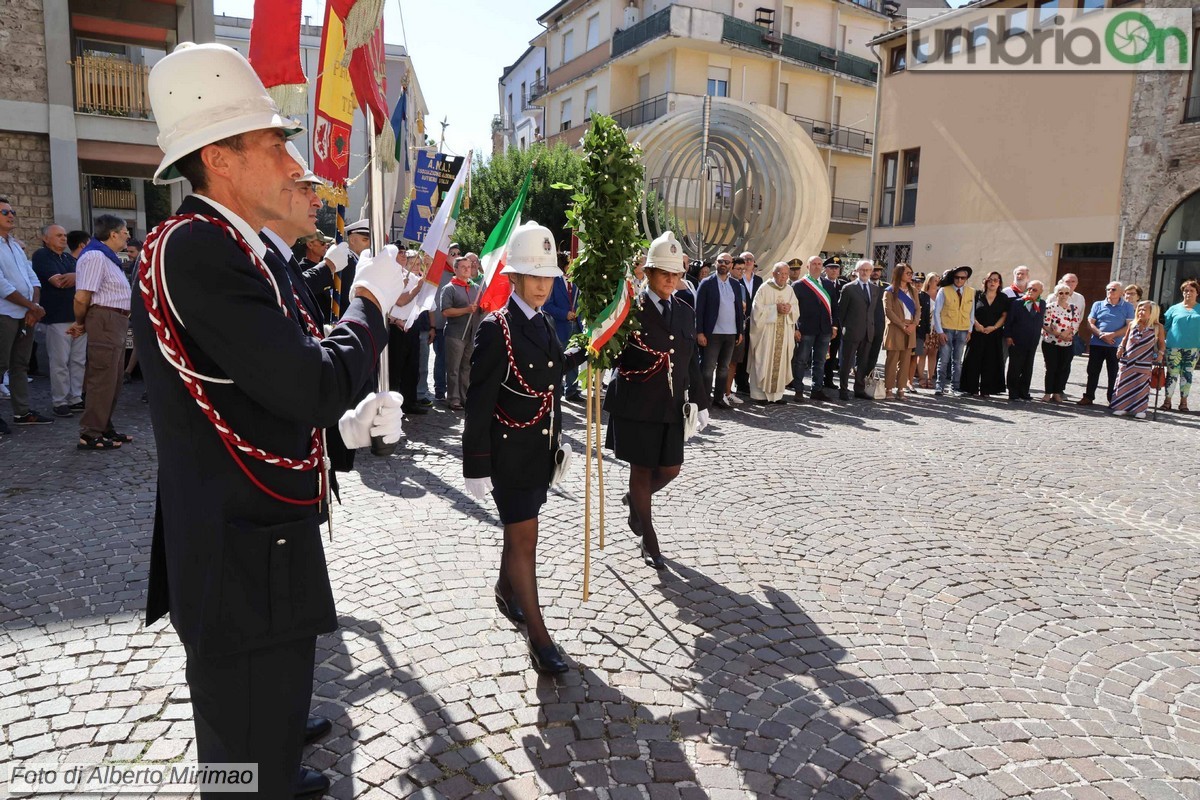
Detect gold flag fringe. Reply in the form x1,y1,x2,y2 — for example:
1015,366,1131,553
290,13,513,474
315,183,349,207
339,0,385,67
266,83,308,120
376,125,397,173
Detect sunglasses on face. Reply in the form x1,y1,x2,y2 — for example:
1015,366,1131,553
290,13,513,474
0,209,15,217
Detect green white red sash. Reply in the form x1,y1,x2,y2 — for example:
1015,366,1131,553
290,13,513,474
800,275,832,320
587,274,634,356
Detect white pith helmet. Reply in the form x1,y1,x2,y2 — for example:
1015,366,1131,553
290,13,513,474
287,142,325,186
644,231,686,273
501,221,561,277
149,42,303,184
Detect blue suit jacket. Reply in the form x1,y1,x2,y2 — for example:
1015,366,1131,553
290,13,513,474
544,275,582,345
694,274,745,338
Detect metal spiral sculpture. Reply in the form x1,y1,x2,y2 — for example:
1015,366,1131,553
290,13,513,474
638,96,831,268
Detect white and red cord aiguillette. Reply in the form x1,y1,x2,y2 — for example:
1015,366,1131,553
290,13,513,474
492,311,554,435
139,214,328,507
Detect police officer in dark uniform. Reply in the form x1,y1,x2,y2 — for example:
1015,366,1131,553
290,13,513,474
134,43,410,799
463,222,587,676
605,231,710,570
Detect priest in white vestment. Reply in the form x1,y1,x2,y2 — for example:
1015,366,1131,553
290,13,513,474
748,262,802,402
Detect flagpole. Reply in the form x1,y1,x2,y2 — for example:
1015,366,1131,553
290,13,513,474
583,366,593,602
367,105,397,457
594,367,605,550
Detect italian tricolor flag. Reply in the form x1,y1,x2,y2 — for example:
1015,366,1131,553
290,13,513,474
478,168,534,313
399,160,469,326
587,273,635,356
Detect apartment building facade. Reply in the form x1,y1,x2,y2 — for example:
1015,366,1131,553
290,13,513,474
524,0,898,259
868,0,1193,309
0,1,424,243
496,46,547,154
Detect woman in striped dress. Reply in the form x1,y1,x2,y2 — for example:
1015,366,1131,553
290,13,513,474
1111,301,1166,419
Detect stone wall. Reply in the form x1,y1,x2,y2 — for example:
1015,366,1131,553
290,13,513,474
0,133,55,253
0,0,48,104
1116,4,1200,295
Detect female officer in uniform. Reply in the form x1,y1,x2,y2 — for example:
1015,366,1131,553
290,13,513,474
463,222,586,675
606,231,710,570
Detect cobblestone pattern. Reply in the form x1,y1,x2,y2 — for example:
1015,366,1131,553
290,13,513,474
2,370,1200,799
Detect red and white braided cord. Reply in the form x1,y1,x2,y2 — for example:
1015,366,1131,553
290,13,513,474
492,311,553,429
618,332,670,382
139,214,326,506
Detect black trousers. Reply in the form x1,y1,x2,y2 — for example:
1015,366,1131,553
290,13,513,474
1007,344,1036,399
185,637,316,799
701,333,737,400
824,334,841,386
839,335,872,392
388,324,421,408
1084,345,1119,402
866,328,884,373
734,331,751,392
1042,343,1075,395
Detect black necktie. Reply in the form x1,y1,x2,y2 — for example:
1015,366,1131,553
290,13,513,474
862,282,870,303
661,298,672,329
530,312,550,350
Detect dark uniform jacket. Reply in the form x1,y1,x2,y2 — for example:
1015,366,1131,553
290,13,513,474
302,252,357,326
463,297,586,490
131,196,386,657
604,290,710,423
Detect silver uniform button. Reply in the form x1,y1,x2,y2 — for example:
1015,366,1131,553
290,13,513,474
670,348,676,354
503,434,508,439
548,360,554,367
276,539,286,545
669,335,675,340
541,429,549,435
529,363,534,368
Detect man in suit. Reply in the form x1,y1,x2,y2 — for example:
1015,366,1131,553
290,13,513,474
606,232,710,570
695,252,744,409
134,42,410,799
544,269,584,402
866,261,889,375
792,255,839,402
732,252,762,394
837,259,882,400
822,258,847,388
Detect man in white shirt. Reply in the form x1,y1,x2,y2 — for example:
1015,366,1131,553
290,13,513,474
0,197,49,429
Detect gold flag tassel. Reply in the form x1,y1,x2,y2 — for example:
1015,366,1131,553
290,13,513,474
376,125,398,173
266,83,308,119
339,0,385,66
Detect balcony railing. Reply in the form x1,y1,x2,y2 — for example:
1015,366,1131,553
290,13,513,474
73,55,151,118
831,197,870,223
613,94,671,129
91,187,137,210
789,115,873,155
844,0,882,12
613,7,672,59
722,15,878,83
527,76,548,103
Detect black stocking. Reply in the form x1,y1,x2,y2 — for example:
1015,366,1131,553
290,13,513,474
628,464,681,556
499,518,552,649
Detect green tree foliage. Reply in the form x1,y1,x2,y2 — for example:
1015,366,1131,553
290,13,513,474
565,114,647,370
454,142,584,254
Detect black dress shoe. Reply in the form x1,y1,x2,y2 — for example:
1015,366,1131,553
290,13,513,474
494,584,526,624
401,404,429,415
564,392,584,403
854,391,871,400
641,544,667,570
304,716,331,745
839,390,853,400
295,767,330,797
528,641,570,675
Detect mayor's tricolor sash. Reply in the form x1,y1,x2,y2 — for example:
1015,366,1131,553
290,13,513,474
800,275,832,320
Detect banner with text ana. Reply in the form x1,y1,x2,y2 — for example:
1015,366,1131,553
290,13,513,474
402,152,465,243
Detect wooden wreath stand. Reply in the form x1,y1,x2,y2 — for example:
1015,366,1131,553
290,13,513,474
582,366,606,601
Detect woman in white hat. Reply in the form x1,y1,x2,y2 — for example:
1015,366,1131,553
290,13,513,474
606,231,710,570
462,221,587,676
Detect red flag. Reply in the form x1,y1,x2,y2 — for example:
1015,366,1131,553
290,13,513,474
347,24,388,135
248,0,306,116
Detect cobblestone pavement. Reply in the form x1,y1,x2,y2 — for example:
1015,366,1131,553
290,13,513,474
3,367,1200,800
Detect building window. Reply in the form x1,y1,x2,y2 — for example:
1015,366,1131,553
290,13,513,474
562,30,574,65
1005,8,1028,38
1187,28,1200,122
1035,0,1061,27
520,81,526,106
707,66,730,97
584,87,597,116
586,13,600,51
899,148,920,226
1078,0,1104,11
889,44,907,74
879,152,898,227
560,98,573,132
535,67,542,83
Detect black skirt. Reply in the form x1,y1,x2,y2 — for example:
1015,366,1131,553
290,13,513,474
606,416,685,468
492,486,548,525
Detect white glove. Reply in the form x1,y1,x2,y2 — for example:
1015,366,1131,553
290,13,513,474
697,409,710,433
550,444,574,488
465,477,493,500
350,246,404,308
324,241,350,273
337,391,405,449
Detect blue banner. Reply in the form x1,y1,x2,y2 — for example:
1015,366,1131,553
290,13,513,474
402,152,465,243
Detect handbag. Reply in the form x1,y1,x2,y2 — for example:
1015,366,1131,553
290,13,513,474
924,332,940,352
865,366,888,400
1150,365,1167,390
